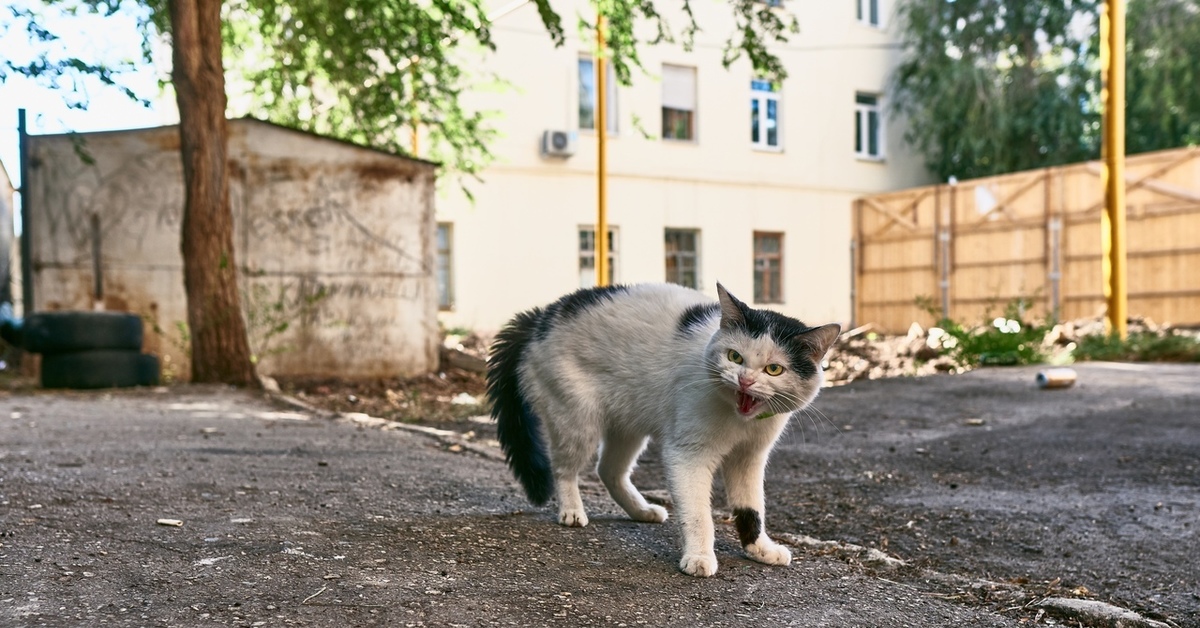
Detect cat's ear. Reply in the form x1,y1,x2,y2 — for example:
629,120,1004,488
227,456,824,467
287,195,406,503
796,323,842,361
716,282,748,329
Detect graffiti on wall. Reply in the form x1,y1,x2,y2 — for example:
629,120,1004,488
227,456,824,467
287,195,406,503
240,170,429,276
33,141,184,263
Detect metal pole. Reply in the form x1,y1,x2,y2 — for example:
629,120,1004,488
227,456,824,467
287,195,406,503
1100,1,1128,339
18,109,33,316
91,213,103,305
595,15,609,287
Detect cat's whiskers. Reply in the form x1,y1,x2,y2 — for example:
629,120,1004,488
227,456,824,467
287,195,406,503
675,368,726,393
795,405,840,442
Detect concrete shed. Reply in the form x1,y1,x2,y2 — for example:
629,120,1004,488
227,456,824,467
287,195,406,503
22,118,439,380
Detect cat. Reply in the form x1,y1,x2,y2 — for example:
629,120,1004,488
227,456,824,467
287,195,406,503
486,282,840,577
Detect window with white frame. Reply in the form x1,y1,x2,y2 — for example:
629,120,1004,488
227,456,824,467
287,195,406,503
579,56,618,134
664,229,700,288
579,226,618,288
857,0,881,26
854,93,884,159
661,65,697,141
750,79,781,150
436,223,454,309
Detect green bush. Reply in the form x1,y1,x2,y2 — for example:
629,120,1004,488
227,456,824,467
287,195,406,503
925,298,1049,368
1075,331,1200,362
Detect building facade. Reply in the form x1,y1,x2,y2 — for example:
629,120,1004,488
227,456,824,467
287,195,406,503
435,0,930,332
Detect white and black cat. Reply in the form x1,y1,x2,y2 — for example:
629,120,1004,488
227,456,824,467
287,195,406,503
487,282,840,577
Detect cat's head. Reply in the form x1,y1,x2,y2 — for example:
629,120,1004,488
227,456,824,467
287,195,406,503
705,283,841,420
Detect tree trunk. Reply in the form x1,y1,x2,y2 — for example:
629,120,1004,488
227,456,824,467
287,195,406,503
168,0,258,386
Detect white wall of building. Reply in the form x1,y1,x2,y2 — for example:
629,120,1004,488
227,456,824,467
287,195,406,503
437,0,930,332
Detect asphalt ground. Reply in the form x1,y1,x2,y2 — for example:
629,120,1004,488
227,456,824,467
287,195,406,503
1,361,1196,627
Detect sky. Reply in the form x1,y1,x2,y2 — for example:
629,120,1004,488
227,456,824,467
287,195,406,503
1,0,177,230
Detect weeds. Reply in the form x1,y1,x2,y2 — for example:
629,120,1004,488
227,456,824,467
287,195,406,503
1075,331,1200,362
144,319,191,384
915,294,1200,367
920,297,1050,368
243,281,329,365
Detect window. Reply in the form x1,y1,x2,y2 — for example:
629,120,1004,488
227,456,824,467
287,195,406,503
579,226,618,288
436,223,454,309
664,229,700,288
854,93,885,159
661,65,697,141
750,79,781,150
579,57,618,134
857,0,880,26
753,232,783,304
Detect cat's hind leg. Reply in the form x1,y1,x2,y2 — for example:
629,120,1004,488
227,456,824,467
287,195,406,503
542,405,601,528
554,472,588,527
598,432,668,523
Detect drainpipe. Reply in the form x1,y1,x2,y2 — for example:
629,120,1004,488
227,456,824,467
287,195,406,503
18,109,33,317
92,213,103,309
595,14,609,288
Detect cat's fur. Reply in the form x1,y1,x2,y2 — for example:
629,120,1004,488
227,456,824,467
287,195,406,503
487,282,840,577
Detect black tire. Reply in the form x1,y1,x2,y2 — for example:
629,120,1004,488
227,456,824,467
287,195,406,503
23,311,144,354
41,351,160,389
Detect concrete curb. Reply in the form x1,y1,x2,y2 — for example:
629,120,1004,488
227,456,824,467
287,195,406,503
775,532,906,570
266,390,505,462
1037,597,1174,628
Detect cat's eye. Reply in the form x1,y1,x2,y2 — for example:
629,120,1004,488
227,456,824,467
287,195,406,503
727,349,744,364
764,364,785,376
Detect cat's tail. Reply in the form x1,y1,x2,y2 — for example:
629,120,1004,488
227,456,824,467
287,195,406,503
486,309,553,506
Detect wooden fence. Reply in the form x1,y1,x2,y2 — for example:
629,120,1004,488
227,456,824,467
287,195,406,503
853,147,1200,333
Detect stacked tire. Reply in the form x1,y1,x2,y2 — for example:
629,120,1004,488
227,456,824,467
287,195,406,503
24,312,160,389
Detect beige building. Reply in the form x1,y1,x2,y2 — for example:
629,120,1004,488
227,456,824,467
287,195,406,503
435,0,931,332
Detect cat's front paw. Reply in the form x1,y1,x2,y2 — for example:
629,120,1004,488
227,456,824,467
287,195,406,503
745,539,792,566
630,504,669,523
558,508,589,527
679,552,718,577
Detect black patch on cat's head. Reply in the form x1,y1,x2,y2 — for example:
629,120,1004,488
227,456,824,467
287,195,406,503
534,284,629,340
733,508,762,546
677,303,720,335
715,282,841,379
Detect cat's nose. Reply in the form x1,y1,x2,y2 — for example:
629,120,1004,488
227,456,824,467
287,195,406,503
738,374,755,390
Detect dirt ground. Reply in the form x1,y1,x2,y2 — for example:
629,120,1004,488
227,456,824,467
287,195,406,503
4,360,1195,624
3,387,1027,627
266,329,1200,628
3,328,1197,627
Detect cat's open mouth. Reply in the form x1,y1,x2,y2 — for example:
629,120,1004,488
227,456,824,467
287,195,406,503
735,390,767,417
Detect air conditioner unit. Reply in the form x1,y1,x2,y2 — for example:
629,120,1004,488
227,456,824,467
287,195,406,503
541,130,578,158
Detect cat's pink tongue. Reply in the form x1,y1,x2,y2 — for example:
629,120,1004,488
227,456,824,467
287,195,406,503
737,391,757,415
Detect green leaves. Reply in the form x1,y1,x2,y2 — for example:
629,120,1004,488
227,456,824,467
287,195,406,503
219,0,800,193
1126,0,1200,153
9,0,802,194
890,0,1100,181
891,0,1200,182
220,0,497,186
2,1,154,108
